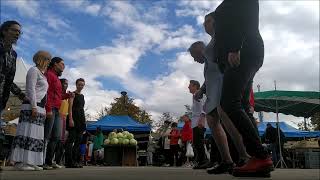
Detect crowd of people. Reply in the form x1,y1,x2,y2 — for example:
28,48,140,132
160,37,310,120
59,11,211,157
154,0,274,177
0,20,95,171
0,0,276,177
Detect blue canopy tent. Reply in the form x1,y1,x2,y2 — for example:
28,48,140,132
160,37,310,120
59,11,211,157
87,115,151,133
177,121,320,138
258,122,320,138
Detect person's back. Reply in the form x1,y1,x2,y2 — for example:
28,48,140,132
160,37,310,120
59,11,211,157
181,117,192,143
93,132,104,150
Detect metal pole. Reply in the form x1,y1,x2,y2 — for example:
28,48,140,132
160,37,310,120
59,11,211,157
274,80,287,168
257,84,264,122
304,117,307,131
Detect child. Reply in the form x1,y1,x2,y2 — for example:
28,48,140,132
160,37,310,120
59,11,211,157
180,115,193,167
169,122,180,166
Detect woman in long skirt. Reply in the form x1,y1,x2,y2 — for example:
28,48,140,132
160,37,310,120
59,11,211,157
10,51,51,171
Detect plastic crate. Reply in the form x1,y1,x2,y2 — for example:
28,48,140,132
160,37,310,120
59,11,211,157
304,152,320,169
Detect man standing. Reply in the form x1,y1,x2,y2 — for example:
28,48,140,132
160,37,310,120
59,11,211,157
188,80,208,168
159,120,171,167
44,57,67,169
213,0,273,176
0,21,25,164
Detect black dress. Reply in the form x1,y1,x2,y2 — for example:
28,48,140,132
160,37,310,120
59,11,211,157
70,92,86,132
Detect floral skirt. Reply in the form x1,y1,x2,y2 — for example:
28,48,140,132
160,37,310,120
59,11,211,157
10,104,46,165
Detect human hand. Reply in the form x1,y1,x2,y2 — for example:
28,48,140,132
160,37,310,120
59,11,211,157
31,108,37,118
194,90,203,102
46,111,53,119
228,51,240,68
69,117,74,127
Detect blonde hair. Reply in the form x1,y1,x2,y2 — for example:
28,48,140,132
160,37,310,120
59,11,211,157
33,51,51,70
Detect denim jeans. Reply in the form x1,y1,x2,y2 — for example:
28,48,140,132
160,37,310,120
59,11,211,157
44,107,61,165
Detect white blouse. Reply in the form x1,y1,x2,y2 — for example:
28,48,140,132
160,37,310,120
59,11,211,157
26,67,48,108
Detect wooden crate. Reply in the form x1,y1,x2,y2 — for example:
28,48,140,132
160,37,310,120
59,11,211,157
104,145,122,166
122,146,137,166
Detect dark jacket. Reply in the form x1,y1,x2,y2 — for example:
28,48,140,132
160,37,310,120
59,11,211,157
213,0,264,72
0,42,25,111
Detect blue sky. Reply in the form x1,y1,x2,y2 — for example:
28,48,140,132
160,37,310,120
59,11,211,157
2,0,319,127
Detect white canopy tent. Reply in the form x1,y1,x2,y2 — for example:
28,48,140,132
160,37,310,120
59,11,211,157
2,57,29,122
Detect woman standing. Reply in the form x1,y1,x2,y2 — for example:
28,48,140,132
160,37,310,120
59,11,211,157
65,78,86,168
11,51,51,171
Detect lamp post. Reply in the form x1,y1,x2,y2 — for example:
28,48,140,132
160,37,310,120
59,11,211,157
120,91,128,115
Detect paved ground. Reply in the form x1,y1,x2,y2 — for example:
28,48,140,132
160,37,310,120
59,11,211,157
1,166,319,180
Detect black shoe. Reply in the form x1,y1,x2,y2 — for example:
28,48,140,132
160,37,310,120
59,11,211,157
207,162,235,174
73,163,83,168
194,161,211,169
65,164,77,168
236,159,248,167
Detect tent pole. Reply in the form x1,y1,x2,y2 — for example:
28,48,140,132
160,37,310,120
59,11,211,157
257,84,264,122
274,80,287,169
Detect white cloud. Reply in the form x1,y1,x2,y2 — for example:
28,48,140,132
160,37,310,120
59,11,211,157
45,14,71,31
6,1,318,126
59,0,102,16
3,0,40,17
65,44,141,79
157,25,199,51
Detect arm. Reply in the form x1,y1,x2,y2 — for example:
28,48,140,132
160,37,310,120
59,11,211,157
68,96,74,127
11,83,25,100
215,0,257,52
194,82,206,101
62,92,71,100
45,72,54,113
200,83,206,95
26,68,37,108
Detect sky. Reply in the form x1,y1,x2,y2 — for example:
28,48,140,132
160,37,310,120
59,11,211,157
1,0,319,128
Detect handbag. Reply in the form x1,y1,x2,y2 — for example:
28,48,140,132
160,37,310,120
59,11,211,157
186,142,194,157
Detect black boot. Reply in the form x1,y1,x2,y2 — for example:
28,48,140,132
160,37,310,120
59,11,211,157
207,162,235,174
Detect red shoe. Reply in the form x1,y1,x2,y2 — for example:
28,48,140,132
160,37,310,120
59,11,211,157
232,157,274,177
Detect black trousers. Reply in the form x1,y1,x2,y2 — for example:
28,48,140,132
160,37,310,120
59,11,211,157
169,144,180,166
220,36,267,159
65,128,82,165
192,127,207,164
164,149,171,165
242,79,259,134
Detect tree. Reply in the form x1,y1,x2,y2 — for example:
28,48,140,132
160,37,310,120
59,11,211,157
182,104,192,122
96,107,109,120
97,93,152,124
297,120,313,131
310,112,320,130
153,112,173,131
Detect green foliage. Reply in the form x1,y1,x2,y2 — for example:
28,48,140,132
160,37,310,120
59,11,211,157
97,94,152,124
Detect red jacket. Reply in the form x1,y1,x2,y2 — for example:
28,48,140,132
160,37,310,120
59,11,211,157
170,128,180,145
249,88,255,108
181,120,192,143
45,69,64,112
